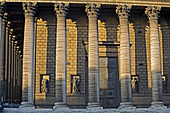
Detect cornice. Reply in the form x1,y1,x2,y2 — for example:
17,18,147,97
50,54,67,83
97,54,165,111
2,0,170,7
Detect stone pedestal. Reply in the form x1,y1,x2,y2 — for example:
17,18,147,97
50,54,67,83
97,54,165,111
116,5,135,109
85,3,102,109
19,2,37,108
145,6,166,109
53,3,69,109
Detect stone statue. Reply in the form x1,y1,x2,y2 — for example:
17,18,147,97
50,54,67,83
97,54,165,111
71,77,80,94
131,77,138,93
41,79,48,93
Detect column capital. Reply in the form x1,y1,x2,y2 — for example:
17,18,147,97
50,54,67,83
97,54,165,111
23,2,37,16
9,28,14,37
0,2,5,17
54,2,69,17
7,21,11,28
85,3,101,17
3,13,8,23
14,41,18,47
145,6,161,20
12,35,17,42
116,5,132,19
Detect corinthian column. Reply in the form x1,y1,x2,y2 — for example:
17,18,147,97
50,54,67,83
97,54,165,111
116,5,134,108
85,3,102,109
19,2,37,108
145,6,166,108
0,2,5,108
53,3,69,109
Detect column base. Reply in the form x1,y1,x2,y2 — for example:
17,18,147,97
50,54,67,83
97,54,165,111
86,102,103,109
19,102,35,108
53,102,69,109
3,102,9,107
118,102,135,109
150,102,167,109
0,102,2,111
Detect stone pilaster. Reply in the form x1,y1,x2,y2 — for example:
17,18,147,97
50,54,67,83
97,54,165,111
85,3,102,109
53,2,69,109
145,6,166,108
20,2,37,108
116,5,134,108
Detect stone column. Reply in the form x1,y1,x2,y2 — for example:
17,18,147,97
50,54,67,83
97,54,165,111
16,46,19,103
85,3,102,109
1,13,7,103
8,28,13,103
11,35,15,103
4,21,10,103
116,5,134,108
53,3,69,109
0,2,5,106
145,6,166,108
20,2,37,108
19,54,22,103
13,40,18,103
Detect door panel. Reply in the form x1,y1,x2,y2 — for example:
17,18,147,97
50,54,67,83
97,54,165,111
99,57,119,108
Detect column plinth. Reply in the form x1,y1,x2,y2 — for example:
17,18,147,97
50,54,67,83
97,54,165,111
53,3,69,109
145,6,167,109
116,5,135,109
85,3,102,109
19,2,37,108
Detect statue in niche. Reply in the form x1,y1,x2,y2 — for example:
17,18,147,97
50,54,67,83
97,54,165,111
131,76,139,93
41,79,49,93
71,76,80,94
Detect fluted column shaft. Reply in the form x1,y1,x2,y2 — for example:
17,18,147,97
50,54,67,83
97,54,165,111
145,6,166,108
13,41,17,103
116,5,134,108
4,21,10,103
8,29,12,103
85,3,101,108
20,2,37,108
11,37,14,103
0,2,5,102
53,3,69,109
1,13,7,102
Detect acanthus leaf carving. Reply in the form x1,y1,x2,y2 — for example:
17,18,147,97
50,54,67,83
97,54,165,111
23,2,37,16
54,2,69,16
116,5,132,18
85,3,101,17
145,6,161,19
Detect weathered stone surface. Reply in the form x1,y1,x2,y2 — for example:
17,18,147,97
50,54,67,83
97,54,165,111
3,108,170,113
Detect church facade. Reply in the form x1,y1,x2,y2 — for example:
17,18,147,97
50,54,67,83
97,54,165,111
0,0,170,109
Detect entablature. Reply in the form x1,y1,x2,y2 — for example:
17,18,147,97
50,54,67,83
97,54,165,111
2,0,170,7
